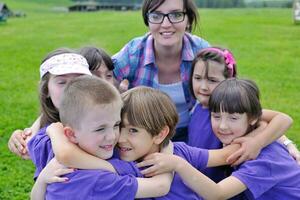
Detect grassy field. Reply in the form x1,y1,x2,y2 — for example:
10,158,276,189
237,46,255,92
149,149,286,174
0,0,299,199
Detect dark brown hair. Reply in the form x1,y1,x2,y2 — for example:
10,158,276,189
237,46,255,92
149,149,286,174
79,46,114,71
142,0,199,32
189,47,237,99
209,78,262,133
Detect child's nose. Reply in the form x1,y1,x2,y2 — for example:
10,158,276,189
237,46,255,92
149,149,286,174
118,131,127,143
105,129,116,142
200,79,209,90
219,119,228,130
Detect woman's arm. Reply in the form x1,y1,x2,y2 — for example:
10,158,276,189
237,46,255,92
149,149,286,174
228,109,293,165
47,123,116,172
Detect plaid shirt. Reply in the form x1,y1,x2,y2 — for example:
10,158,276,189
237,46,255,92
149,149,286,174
112,32,210,110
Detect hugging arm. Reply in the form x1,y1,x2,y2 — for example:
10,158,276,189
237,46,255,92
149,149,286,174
48,123,172,198
137,145,245,199
30,158,73,200
228,109,293,165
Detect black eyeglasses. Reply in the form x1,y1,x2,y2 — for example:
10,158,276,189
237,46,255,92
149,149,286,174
147,11,186,24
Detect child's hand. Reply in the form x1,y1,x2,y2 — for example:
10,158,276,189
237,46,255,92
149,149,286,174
8,128,32,159
46,122,64,137
39,157,74,184
286,143,300,165
136,153,178,177
226,136,262,166
118,79,129,93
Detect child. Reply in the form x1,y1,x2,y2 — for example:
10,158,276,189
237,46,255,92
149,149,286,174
24,49,92,178
31,76,173,200
8,46,116,159
139,78,300,199
79,46,114,85
187,47,297,182
44,86,241,199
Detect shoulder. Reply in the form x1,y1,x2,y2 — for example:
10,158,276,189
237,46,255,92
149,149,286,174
108,158,142,177
184,33,210,49
113,34,149,57
173,142,209,169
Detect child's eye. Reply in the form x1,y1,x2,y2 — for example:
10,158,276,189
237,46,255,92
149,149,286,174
57,81,66,85
229,115,238,121
129,128,138,134
114,122,120,129
95,128,105,132
212,114,221,120
193,76,202,81
208,79,219,83
106,74,113,79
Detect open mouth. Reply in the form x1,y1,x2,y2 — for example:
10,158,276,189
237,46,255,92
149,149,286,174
118,146,133,154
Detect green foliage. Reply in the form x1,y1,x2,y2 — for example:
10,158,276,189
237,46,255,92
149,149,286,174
0,1,299,199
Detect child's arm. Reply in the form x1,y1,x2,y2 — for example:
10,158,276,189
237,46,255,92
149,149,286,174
135,141,173,198
8,116,41,159
228,109,293,165
31,157,73,200
47,123,116,172
169,156,246,199
137,144,240,176
49,123,172,198
137,146,247,199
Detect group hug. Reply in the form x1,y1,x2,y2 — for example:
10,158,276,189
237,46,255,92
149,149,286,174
7,0,300,199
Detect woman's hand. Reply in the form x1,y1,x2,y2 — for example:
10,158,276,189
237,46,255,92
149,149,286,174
8,128,32,159
137,153,179,177
39,157,74,184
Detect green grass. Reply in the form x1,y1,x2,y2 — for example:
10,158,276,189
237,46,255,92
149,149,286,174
0,1,299,199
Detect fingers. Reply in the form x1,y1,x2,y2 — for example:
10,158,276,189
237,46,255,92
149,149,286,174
226,149,244,164
8,130,27,157
136,159,155,168
119,79,129,93
140,165,158,175
231,154,249,166
49,176,69,184
22,128,32,137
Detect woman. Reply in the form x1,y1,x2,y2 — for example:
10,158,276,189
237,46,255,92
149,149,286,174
113,0,210,141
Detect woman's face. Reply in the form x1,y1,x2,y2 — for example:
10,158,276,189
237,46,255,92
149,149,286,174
148,0,188,48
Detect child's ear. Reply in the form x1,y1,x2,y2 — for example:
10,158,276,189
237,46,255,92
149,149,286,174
153,126,170,145
64,126,78,144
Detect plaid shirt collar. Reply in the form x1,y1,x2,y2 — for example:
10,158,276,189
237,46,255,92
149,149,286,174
143,33,195,67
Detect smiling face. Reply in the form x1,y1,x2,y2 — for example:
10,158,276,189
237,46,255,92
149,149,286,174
118,117,160,162
72,103,122,159
211,111,250,145
148,0,188,48
192,60,226,108
47,73,82,109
